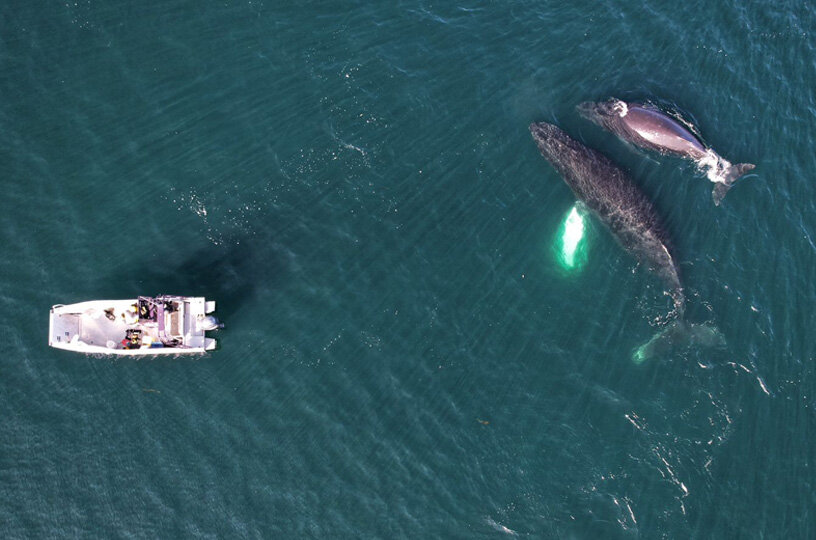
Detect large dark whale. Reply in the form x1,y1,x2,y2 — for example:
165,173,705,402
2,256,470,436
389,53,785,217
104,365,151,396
529,121,684,315
577,98,755,205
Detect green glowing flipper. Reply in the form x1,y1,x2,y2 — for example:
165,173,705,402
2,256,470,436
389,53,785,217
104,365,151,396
632,321,726,364
555,204,589,271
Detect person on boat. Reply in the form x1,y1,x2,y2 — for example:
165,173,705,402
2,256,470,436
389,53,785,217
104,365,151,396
122,306,138,325
121,337,139,349
122,330,141,349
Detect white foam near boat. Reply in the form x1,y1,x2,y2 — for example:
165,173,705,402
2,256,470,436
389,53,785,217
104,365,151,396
49,295,222,355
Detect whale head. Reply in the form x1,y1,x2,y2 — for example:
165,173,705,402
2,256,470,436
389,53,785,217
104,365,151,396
577,98,629,128
529,122,580,163
529,122,595,189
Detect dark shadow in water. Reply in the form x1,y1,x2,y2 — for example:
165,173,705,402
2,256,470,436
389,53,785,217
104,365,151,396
103,233,288,321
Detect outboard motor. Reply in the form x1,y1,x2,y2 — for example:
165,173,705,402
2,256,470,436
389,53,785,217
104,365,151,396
198,315,223,331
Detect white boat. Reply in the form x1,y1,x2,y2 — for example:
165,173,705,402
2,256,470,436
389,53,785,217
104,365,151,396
49,295,222,355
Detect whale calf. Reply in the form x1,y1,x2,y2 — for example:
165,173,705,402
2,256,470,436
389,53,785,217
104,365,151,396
529,121,684,315
577,98,755,205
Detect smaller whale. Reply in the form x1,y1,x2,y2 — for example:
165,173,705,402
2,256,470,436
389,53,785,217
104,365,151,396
578,98,755,205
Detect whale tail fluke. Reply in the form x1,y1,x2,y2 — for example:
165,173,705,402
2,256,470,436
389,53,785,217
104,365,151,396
632,321,725,364
712,162,755,205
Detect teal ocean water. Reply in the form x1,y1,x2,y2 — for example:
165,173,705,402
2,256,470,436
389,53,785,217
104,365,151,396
2,1,815,537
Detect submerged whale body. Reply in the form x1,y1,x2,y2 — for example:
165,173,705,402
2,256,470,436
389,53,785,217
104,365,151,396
529,121,684,315
577,98,755,205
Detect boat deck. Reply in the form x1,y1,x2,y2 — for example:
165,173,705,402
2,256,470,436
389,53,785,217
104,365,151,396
49,297,215,355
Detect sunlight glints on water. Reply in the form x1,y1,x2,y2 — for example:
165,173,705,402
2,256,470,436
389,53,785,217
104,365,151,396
555,204,589,271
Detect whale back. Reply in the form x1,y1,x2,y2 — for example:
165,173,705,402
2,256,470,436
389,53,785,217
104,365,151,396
530,122,684,313
622,106,706,157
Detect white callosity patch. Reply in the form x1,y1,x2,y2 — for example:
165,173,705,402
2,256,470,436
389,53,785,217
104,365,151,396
613,99,629,117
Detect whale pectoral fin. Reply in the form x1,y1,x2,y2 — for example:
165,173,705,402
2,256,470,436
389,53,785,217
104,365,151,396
726,162,756,182
713,163,756,205
712,183,731,206
632,321,726,364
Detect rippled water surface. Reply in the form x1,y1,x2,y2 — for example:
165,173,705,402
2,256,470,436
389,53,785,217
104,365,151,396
2,1,815,537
